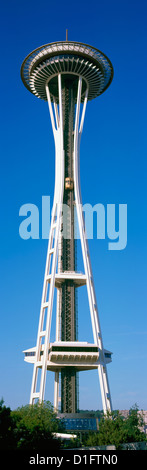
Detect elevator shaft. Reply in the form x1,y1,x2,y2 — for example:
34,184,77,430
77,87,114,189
60,77,78,413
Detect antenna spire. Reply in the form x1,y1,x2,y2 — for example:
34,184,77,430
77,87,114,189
66,29,68,41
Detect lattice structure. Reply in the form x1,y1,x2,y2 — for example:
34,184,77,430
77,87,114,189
21,39,113,414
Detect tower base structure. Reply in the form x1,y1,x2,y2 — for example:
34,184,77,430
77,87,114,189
21,40,114,414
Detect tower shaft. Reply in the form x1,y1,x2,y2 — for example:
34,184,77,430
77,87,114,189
60,79,78,413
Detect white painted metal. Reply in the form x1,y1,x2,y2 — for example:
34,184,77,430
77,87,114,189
73,77,112,413
54,371,59,411
29,73,112,413
30,74,64,404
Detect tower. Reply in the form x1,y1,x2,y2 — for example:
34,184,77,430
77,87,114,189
21,38,113,414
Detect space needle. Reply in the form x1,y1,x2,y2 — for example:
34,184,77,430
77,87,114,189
21,32,113,414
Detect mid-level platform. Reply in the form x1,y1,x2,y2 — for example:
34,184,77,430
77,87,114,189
23,341,112,372
46,271,86,288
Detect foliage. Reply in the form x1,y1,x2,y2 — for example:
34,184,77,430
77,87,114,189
0,400,64,451
0,400,146,451
83,404,146,449
0,399,16,449
11,400,65,450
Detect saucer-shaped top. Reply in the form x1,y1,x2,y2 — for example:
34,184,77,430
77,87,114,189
21,41,113,102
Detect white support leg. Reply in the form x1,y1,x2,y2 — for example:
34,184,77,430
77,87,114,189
39,75,64,403
73,79,112,413
54,371,59,411
29,75,64,405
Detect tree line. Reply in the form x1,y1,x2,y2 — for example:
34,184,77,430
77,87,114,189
0,399,146,450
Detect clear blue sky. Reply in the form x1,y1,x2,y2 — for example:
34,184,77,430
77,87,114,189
0,0,147,411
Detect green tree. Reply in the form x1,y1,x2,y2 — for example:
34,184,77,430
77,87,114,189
11,401,64,450
0,399,15,449
121,404,146,444
84,411,125,449
83,405,146,449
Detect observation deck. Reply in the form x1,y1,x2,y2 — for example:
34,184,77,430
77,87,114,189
21,41,113,102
